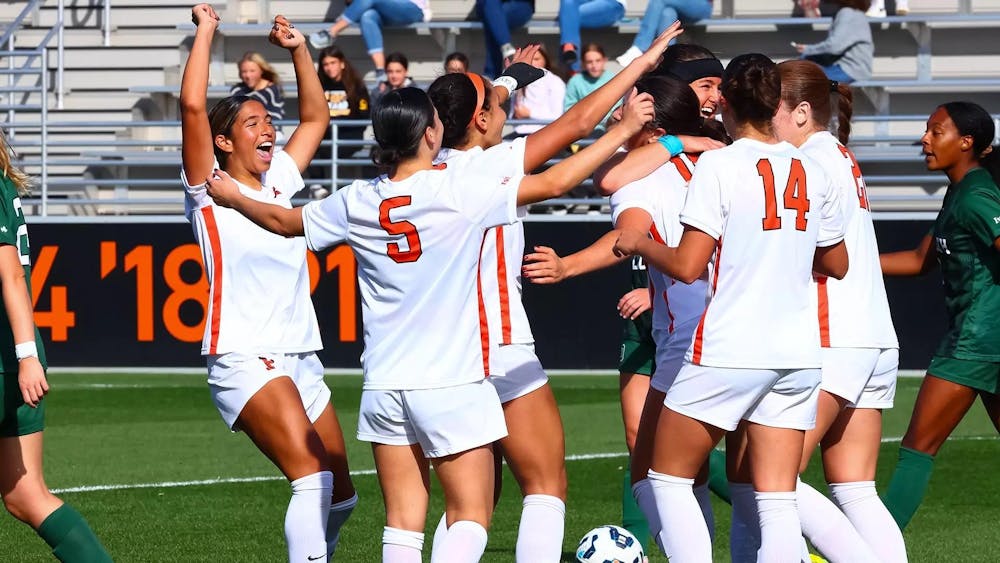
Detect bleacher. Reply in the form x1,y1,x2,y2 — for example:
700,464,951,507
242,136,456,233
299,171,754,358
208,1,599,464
2,0,1000,216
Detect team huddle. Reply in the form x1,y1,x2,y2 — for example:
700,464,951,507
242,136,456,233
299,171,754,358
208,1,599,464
4,3,998,562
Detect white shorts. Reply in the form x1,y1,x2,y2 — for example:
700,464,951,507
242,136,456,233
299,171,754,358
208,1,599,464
207,351,330,430
664,363,821,431
651,317,699,393
357,379,508,458
489,343,549,403
820,347,898,409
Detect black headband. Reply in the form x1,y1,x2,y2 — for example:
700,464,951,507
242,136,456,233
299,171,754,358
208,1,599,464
663,58,724,83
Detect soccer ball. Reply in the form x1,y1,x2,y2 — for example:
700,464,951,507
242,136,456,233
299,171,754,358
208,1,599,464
576,525,645,563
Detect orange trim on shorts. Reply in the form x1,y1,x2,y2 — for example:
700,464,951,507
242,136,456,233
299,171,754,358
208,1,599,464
817,276,830,347
202,206,224,354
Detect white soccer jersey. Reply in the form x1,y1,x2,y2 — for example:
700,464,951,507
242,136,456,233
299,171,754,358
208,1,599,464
679,138,846,368
301,167,521,390
800,132,898,349
183,150,321,355
436,138,533,345
610,154,708,339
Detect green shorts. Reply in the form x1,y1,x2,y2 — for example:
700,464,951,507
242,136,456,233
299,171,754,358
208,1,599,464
927,356,1000,394
1,372,45,437
619,316,655,376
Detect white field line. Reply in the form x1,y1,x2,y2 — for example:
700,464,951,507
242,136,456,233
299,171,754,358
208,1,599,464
49,434,999,495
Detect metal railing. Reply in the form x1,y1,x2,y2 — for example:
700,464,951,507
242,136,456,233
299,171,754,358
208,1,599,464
0,114,973,219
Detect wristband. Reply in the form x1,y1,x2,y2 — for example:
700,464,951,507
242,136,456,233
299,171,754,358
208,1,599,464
657,135,684,157
498,62,545,92
492,75,518,96
15,341,37,361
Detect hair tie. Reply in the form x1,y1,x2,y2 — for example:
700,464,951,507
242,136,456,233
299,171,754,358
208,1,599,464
829,80,839,92
465,72,486,128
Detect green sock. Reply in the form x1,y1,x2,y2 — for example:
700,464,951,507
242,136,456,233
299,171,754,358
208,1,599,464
882,446,935,530
622,459,650,553
37,503,113,563
707,448,731,504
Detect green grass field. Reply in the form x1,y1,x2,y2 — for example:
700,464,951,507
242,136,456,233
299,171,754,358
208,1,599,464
1,373,999,562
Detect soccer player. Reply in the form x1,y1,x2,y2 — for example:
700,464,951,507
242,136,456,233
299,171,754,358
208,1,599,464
880,101,1000,530
771,59,904,562
522,42,729,549
0,136,113,563
613,53,848,562
180,7,356,560
204,86,655,562
424,24,683,562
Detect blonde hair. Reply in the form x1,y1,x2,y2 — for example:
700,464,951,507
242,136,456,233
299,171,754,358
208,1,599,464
237,51,281,86
0,128,31,196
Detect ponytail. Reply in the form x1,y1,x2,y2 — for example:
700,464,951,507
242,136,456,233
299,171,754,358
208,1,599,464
833,82,853,145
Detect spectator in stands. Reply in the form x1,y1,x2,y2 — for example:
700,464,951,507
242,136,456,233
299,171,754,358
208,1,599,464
615,0,712,67
792,0,873,83
564,43,614,131
792,0,841,17
866,0,908,18
444,51,470,74
307,46,372,186
308,0,431,85
557,0,626,70
476,0,535,78
370,52,415,110
512,44,567,136
229,51,285,123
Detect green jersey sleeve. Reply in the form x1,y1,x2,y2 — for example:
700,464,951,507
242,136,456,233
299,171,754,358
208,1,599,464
957,187,1000,249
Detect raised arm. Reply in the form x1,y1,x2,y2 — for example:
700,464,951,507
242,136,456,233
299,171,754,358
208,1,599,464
880,234,937,276
516,93,654,206
270,15,330,172
594,136,725,195
180,3,221,185
206,170,304,236
521,22,684,172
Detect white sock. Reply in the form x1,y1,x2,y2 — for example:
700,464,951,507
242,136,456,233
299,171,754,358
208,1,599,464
383,526,424,563
830,481,908,563
798,479,879,562
693,483,715,544
431,513,448,556
631,479,662,551
516,494,565,563
729,483,760,563
284,471,333,562
755,491,801,563
431,520,488,563
327,492,358,558
648,470,712,561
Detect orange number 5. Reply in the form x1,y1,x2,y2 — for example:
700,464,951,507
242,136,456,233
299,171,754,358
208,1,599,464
379,196,422,263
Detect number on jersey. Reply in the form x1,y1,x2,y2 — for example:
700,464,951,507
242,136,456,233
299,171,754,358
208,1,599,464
758,158,810,232
836,144,870,210
379,196,423,263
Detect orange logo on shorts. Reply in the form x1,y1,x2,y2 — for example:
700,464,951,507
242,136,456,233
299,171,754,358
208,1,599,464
258,356,276,371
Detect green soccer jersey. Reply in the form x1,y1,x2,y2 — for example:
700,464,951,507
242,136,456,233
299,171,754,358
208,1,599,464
931,167,1000,361
0,174,47,372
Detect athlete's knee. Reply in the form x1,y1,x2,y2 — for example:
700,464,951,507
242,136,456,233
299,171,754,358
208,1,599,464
2,485,55,524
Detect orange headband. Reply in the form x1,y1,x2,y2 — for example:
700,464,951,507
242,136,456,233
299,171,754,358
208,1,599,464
466,72,486,128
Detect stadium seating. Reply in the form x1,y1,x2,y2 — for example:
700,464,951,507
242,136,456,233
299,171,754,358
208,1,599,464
1,0,999,215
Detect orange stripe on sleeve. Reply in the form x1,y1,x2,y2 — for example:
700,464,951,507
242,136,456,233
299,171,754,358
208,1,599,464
201,206,224,354
817,276,830,347
495,227,512,344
